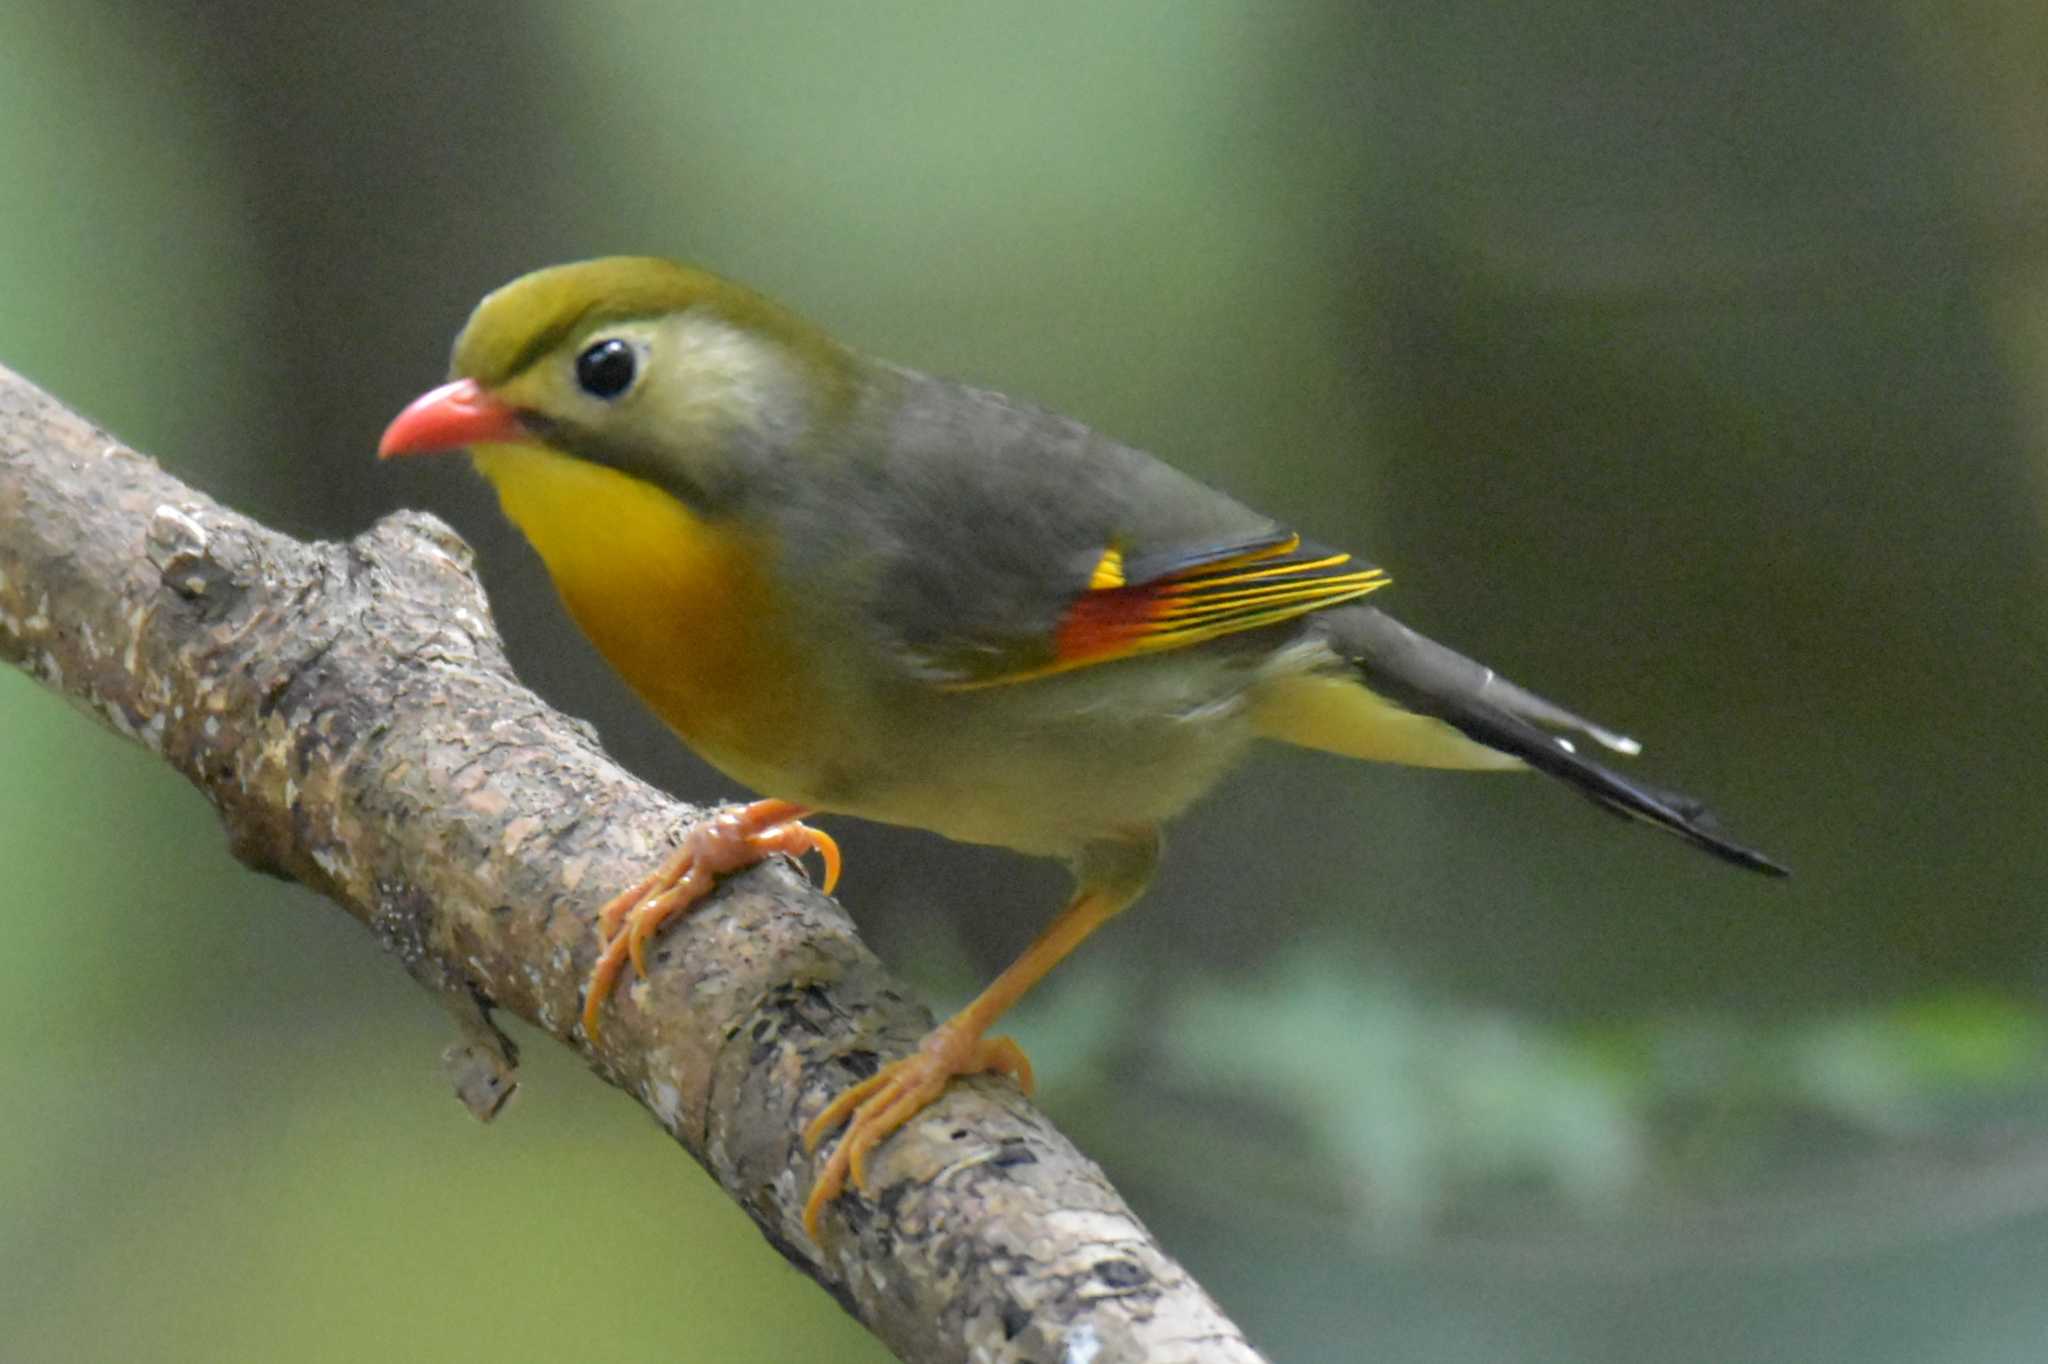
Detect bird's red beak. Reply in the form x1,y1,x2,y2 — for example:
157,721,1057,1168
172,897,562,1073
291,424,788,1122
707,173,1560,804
377,378,529,458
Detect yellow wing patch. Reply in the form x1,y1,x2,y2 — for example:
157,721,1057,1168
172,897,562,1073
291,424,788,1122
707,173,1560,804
1086,545,1127,590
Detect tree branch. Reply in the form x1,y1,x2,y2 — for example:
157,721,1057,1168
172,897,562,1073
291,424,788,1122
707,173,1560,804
0,363,1267,1364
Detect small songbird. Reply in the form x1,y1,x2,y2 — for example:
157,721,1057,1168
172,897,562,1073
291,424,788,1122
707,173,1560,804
379,257,1783,1235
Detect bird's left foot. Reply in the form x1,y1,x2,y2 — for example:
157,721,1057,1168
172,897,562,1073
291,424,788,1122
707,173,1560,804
581,799,840,1041
801,1023,1034,1235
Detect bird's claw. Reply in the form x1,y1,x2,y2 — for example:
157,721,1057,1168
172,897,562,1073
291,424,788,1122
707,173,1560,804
581,799,835,1041
801,1029,1033,1237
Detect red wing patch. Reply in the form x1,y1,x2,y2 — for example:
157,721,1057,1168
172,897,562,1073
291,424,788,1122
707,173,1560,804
943,529,1390,689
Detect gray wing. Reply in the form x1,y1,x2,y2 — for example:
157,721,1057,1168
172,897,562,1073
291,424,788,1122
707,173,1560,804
827,367,1296,684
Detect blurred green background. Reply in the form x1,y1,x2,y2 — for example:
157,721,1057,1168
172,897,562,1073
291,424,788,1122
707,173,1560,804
4,3,2047,1361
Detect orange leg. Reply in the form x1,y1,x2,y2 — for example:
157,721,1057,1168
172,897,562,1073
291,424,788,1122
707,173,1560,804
801,829,1159,1236
581,799,840,1042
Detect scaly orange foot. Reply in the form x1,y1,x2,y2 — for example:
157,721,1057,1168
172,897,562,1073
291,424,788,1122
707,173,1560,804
801,1024,1034,1235
581,799,840,1041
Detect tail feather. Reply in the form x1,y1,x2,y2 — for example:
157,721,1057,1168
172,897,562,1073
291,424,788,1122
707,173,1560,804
1313,607,1787,877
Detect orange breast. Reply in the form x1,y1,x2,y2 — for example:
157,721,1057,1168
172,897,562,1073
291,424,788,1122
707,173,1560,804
471,444,819,787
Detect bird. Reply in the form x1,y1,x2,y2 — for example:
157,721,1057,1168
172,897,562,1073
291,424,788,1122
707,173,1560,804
378,256,1784,1236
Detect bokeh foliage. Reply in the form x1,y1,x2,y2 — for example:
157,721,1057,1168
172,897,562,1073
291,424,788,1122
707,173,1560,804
4,3,2046,1361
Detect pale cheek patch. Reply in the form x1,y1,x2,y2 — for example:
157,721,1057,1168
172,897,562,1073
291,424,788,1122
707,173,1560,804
662,313,807,443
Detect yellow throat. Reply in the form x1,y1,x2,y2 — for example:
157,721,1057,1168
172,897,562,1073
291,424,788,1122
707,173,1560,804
469,442,813,782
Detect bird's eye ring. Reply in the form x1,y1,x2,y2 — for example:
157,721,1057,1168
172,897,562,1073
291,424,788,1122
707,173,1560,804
575,338,638,399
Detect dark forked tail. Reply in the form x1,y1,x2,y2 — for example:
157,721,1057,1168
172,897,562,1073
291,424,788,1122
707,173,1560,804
1320,606,1787,877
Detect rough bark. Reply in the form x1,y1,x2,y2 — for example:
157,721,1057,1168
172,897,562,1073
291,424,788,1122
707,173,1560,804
0,362,1267,1364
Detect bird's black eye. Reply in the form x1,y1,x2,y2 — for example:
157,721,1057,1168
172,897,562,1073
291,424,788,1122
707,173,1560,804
574,338,637,399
